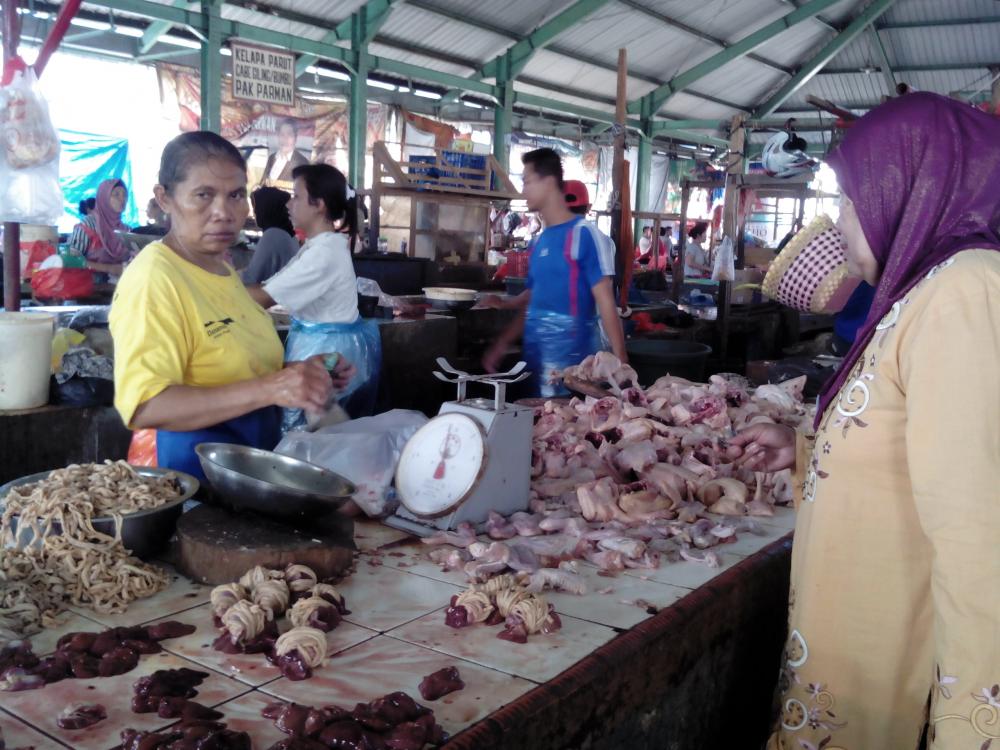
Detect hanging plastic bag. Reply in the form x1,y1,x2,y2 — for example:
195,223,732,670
712,236,736,282
0,67,63,224
276,409,429,517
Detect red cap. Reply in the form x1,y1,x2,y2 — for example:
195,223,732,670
564,180,590,209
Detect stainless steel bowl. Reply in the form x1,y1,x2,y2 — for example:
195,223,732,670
0,466,199,559
195,443,356,519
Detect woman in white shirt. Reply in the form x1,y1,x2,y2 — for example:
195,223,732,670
248,164,381,430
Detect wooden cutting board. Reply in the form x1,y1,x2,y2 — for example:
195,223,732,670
176,504,356,585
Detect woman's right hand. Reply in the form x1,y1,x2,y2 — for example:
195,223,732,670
267,359,333,412
725,423,797,472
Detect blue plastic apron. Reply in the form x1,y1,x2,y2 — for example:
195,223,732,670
156,407,282,482
282,316,382,432
523,309,601,398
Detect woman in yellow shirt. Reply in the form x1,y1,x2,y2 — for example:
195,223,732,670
110,132,353,479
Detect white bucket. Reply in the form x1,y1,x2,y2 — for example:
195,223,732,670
0,313,55,410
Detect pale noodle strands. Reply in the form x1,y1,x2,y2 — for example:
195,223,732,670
0,461,176,639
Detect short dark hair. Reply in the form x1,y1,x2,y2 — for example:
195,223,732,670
78,197,95,218
292,163,358,245
158,131,246,194
278,117,298,135
521,147,564,190
689,221,709,240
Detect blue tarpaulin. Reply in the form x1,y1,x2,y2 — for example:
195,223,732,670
58,129,139,233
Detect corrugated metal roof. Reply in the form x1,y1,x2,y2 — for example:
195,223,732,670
76,0,1000,145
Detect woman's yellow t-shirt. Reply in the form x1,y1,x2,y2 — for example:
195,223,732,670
110,241,284,428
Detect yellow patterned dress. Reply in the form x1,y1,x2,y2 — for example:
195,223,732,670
768,249,1000,750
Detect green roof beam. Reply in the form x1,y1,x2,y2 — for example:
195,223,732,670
867,26,896,93
821,62,997,74
753,0,900,118
878,16,1000,30
477,0,613,81
629,0,843,115
138,0,188,53
295,0,399,75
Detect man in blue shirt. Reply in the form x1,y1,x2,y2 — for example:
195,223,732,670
483,148,627,396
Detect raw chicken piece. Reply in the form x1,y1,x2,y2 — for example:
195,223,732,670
613,441,658,474
513,534,581,559
577,478,624,523
510,512,544,537
697,478,749,507
589,397,624,432
623,551,661,569
597,536,646,559
505,543,541,573
427,547,471,571
771,470,794,506
534,412,567,440
746,474,776,517
533,471,596,498
679,547,722,568
584,549,625,572
616,419,653,445
641,463,696,505
421,522,477,548
484,512,517,540
543,451,568,479
520,568,587,595
617,483,674,518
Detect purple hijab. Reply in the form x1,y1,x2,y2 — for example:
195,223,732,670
817,93,1000,424
92,178,129,263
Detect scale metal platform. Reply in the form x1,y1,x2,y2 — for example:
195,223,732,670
385,359,535,536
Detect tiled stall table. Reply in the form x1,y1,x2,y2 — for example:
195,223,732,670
0,517,793,750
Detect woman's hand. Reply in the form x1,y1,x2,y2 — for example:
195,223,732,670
321,354,356,391
267,359,333,412
725,423,797,472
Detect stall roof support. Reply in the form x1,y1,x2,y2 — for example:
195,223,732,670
753,0,899,118
494,80,513,171
867,26,896,94
295,0,398,76
199,0,222,132
634,126,652,241
138,0,188,54
628,0,842,116
476,0,612,81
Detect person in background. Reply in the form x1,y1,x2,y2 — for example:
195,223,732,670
132,197,170,237
78,197,96,219
264,118,309,184
241,186,299,284
683,221,712,277
110,132,352,480
483,148,627,395
69,178,131,278
247,163,381,427
636,225,670,270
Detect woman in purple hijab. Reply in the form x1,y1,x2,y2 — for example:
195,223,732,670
68,178,131,276
730,93,1000,749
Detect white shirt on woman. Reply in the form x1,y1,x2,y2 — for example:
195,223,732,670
263,231,359,323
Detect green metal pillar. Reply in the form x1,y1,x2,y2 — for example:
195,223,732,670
493,81,513,171
349,54,368,188
634,120,652,239
199,0,222,132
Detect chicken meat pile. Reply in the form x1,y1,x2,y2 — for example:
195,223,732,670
423,353,811,581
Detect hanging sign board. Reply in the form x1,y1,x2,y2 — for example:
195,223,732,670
231,42,295,107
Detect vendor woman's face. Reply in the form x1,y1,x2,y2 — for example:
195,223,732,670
837,195,880,285
157,158,249,254
109,185,127,214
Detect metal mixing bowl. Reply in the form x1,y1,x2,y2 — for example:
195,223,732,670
195,443,356,519
0,466,199,559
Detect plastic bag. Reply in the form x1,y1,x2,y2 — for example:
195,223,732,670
357,277,395,308
20,238,56,278
523,309,603,398
0,68,62,224
276,409,429,517
128,429,158,467
31,267,94,300
711,236,735,282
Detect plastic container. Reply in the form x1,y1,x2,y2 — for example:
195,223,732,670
626,339,713,385
0,312,55,410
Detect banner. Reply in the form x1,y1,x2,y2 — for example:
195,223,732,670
58,129,139,233
157,63,387,187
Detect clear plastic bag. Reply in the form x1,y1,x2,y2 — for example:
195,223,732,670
0,68,63,224
357,277,396,308
275,409,429,517
711,236,736,282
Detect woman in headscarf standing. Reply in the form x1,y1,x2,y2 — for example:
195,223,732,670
727,93,1000,749
69,178,132,278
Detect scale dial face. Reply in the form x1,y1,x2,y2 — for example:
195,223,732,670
396,413,487,518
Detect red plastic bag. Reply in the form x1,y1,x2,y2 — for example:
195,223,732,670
30,267,94,300
20,238,55,278
127,429,157,467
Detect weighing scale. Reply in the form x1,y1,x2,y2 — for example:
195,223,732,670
385,359,534,536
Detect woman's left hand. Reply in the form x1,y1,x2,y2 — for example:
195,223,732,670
312,353,356,390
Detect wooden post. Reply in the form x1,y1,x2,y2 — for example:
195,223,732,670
719,116,747,364
610,48,627,291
